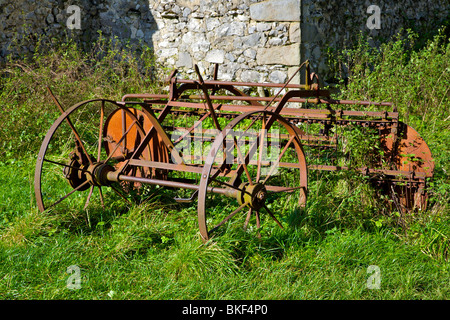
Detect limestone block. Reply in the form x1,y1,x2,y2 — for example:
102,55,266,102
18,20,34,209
205,49,225,64
288,67,301,84
289,22,300,43
256,43,300,66
158,48,178,59
177,51,193,68
218,62,240,81
244,48,257,59
241,33,261,47
227,22,246,36
241,70,262,83
256,22,271,32
269,70,287,83
250,0,300,22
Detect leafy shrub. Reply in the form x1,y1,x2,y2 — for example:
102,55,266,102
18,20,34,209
0,32,160,160
325,28,450,238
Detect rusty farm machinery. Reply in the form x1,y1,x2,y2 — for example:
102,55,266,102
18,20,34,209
35,61,434,240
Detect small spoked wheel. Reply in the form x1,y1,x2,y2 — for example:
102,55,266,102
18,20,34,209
34,99,153,213
198,110,308,241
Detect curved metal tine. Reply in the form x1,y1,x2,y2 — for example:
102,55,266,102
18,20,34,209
174,190,199,203
233,135,254,186
263,204,284,229
262,135,296,185
209,202,248,235
98,186,105,208
97,100,105,162
103,120,138,163
243,208,252,231
47,180,90,210
84,186,94,210
46,86,93,166
194,64,222,132
255,210,261,239
263,62,306,110
260,63,306,134
256,112,266,183
109,184,132,205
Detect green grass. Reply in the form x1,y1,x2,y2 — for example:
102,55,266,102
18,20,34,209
1,29,449,300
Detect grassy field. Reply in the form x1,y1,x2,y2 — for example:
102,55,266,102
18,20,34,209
0,30,449,300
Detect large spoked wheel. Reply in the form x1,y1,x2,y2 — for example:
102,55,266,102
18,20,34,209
34,99,152,213
198,110,308,241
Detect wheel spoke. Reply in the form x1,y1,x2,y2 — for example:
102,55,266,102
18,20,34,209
210,177,251,196
47,180,90,209
43,158,90,174
46,87,93,166
209,202,248,234
265,185,305,193
255,210,261,239
97,100,105,162
263,204,284,229
262,135,296,184
110,184,132,204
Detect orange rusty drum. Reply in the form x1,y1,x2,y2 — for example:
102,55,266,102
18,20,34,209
103,107,169,182
380,121,434,211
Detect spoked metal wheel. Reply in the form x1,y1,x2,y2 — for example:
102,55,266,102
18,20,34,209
34,99,153,213
198,110,308,241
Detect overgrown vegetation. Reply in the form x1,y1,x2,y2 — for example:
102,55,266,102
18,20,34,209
0,28,449,299
327,27,450,261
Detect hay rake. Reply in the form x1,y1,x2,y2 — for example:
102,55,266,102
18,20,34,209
35,61,434,240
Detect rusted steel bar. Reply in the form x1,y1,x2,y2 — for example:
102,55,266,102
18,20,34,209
158,100,398,120
172,78,312,89
112,173,237,197
35,62,434,242
121,94,393,109
308,164,428,179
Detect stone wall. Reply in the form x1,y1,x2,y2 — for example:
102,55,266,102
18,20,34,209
0,0,156,59
300,0,450,80
1,0,448,83
150,0,301,83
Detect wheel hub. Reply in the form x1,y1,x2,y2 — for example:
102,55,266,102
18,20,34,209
63,154,115,189
63,158,90,191
237,183,267,210
86,162,115,186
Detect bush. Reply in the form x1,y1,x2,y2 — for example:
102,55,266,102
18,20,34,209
325,28,450,240
0,33,159,160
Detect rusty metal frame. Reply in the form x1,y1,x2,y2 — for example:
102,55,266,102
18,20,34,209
35,61,434,240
